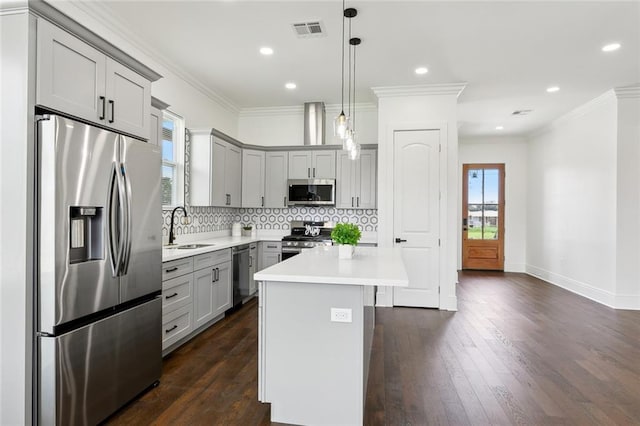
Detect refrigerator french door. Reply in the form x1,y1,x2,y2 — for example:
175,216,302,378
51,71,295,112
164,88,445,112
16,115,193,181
36,114,162,425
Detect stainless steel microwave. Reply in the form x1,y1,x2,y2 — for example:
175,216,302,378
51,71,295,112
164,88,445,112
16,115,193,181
287,179,336,206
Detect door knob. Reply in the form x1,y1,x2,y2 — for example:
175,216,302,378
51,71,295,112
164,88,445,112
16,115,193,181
395,238,407,243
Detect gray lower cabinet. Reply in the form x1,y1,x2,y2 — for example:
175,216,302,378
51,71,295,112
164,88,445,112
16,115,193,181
249,243,258,295
161,249,232,354
259,241,282,271
193,250,232,329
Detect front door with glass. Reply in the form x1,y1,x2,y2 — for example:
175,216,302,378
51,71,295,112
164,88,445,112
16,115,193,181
462,164,505,270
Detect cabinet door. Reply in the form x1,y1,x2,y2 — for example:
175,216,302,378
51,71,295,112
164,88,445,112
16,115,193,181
288,152,312,179
249,245,257,295
336,151,356,208
262,252,281,271
212,261,232,317
211,139,227,206
189,130,213,206
242,149,265,207
312,151,336,178
105,58,150,139
356,149,377,209
37,19,106,124
150,106,161,146
193,267,215,329
265,152,288,208
226,145,242,207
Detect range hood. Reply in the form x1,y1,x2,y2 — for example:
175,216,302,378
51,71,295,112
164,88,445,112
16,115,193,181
303,102,325,145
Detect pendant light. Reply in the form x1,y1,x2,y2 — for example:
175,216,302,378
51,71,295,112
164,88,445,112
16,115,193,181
347,36,361,159
334,5,357,140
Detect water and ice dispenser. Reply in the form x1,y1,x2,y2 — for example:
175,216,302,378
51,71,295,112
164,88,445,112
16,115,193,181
69,206,104,264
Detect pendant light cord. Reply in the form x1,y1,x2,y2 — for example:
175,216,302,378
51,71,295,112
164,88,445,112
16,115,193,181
340,0,345,113
352,41,357,131
347,16,352,120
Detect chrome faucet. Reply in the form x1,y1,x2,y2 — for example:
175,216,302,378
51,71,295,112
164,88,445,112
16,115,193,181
168,206,188,245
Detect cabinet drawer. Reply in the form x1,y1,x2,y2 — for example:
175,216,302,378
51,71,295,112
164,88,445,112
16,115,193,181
162,304,192,351
162,274,193,314
210,248,232,265
193,252,216,271
262,242,282,252
162,257,194,280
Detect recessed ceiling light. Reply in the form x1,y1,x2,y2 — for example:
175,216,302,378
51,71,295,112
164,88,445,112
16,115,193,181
259,47,274,55
415,67,428,75
285,82,297,90
496,126,504,130
546,86,560,93
602,43,621,52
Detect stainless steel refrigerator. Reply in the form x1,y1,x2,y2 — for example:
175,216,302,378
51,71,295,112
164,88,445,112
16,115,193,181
35,114,162,425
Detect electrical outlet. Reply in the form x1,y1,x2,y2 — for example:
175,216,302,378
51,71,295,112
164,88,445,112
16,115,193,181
330,308,352,323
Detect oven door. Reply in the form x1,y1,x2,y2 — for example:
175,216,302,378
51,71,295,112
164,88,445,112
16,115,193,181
281,247,301,260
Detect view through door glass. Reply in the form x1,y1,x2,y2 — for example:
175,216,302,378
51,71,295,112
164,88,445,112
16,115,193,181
462,164,504,271
467,168,499,240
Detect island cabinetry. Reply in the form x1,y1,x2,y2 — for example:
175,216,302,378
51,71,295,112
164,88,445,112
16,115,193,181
193,249,232,329
288,150,336,179
242,149,266,207
264,152,288,208
336,149,377,209
249,243,258,296
259,242,282,271
37,19,150,139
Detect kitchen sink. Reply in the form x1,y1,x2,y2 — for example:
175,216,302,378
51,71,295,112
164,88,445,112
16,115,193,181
175,243,214,250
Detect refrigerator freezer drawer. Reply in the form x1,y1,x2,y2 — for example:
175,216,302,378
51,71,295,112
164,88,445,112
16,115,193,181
39,298,161,425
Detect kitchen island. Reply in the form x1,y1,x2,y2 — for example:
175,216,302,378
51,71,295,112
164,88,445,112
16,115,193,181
254,246,408,425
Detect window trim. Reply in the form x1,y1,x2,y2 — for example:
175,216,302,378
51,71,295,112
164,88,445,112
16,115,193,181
162,109,185,210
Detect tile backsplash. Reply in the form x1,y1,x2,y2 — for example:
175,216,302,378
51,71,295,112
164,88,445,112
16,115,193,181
162,206,378,238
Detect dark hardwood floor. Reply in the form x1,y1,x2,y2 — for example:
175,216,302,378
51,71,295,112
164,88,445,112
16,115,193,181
107,271,640,425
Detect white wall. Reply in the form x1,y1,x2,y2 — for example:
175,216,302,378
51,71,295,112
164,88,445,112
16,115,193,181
238,104,377,146
526,91,618,306
0,10,34,425
375,85,465,310
615,89,640,308
459,136,528,272
47,1,239,134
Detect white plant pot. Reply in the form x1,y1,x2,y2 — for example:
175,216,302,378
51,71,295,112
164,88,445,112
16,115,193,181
338,244,355,259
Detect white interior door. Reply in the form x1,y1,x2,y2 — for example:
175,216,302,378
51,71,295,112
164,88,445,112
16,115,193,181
393,130,440,308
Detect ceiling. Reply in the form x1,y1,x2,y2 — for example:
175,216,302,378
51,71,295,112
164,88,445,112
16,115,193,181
78,1,639,138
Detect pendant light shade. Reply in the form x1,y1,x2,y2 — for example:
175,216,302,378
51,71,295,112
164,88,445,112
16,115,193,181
343,128,356,151
348,141,361,161
334,111,349,139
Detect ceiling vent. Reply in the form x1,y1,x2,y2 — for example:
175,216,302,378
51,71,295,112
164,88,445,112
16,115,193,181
512,109,533,116
292,21,326,38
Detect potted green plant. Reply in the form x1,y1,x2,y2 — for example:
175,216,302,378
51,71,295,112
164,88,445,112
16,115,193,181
331,222,362,259
242,224,253,237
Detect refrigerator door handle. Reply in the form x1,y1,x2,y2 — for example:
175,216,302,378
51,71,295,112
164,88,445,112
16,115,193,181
109,162,127,276
120,162,133,275
115,163,128,276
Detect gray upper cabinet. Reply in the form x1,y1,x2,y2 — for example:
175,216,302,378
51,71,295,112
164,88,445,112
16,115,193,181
150,106,161,146
36,19,150,140
190,130,241,207
336,149,377,209
288,150,336,179
242,149,266,208
264,152,288,208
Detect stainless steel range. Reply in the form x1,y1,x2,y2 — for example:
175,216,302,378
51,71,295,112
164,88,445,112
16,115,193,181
281,221,334,260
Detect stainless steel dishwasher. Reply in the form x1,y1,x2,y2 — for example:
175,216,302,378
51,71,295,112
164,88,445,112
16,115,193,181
232,244,250,308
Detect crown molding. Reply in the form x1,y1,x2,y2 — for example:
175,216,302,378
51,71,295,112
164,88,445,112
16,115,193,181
66,0,240,114
151,96,170,111
0,0,28,15
528,89,616,139
614,85,640,99
239,102,377,118
371,83,467,98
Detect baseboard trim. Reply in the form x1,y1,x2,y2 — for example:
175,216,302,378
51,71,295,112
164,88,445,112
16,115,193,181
504,262,526,273
525,264,631,309
614,294,640,310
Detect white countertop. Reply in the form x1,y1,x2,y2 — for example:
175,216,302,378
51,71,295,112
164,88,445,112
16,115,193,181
163,231,378,262
254,246,408,287
162,235,270,262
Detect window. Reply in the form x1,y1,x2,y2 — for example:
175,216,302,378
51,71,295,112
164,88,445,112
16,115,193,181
161,110,185,208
